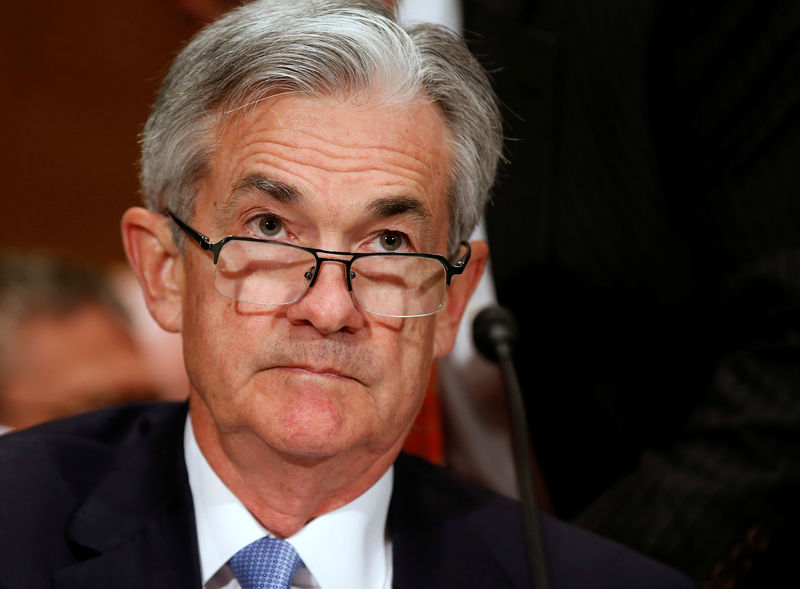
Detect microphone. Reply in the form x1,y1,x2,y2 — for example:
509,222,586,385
473,305,518,362
473,306,549,589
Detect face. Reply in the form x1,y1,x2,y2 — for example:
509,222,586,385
0,304,156,429
179,92,465,460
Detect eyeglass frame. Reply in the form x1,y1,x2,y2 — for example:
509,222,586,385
165,211,471,316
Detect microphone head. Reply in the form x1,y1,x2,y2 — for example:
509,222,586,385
473,305,518,362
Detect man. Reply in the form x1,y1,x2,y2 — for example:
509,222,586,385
0,251,155,430
0,2,694,587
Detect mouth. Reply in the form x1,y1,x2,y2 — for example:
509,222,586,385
277,364,359,383
257,337,377,387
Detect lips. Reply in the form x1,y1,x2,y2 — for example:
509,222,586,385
280,364,355,381
256,336,379,386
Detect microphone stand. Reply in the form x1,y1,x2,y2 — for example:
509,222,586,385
474,306,550,589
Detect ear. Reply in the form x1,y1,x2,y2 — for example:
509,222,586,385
433,239,489,358
121,207,184,333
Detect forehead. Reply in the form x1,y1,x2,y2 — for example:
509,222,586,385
198,92,453,247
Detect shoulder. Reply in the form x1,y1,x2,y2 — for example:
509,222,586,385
0,402,187,523
0,403,192,585
539,516,697,588
0,402,186,466
391,453,696,589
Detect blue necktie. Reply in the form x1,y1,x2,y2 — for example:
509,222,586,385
229,537,303,589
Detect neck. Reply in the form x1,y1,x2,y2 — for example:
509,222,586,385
189,394,403,538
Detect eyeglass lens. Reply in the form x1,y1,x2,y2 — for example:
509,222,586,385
213,240,447,317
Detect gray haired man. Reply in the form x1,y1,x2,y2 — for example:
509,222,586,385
0,2,695,587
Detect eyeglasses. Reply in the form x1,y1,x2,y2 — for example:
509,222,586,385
167,212,470,318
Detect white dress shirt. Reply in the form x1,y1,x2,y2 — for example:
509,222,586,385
184,418,394,589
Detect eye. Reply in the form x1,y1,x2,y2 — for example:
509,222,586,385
377,231,405,252
256,215,283,238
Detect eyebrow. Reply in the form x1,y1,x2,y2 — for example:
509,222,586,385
226,173,434,231
233,174,302,204
367,196,433,229
216,174,304,228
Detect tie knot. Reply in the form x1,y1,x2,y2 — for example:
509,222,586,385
229,537,303,589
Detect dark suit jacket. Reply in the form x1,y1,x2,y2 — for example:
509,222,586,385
0,402,694,588
462,0,800,586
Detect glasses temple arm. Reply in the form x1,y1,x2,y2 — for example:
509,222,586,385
167,211,213,251
445,240,471,284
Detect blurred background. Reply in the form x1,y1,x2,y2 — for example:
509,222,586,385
1,1,236,263
0,1,243,419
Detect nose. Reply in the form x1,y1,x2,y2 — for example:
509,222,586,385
285,258,364,334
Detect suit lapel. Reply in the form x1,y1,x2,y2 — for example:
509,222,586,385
53,403,202,589
389,454,521,589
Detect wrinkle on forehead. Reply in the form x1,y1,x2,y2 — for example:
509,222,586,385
207,89,451,176
221,92,448,167
202,92,452,244
233,133,440,187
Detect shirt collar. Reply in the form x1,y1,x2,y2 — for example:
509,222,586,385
184,415,393,589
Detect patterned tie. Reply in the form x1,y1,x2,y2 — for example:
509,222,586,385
228,537,303,589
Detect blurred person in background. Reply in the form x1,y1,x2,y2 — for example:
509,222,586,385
0,251,157,430
110,265,190,401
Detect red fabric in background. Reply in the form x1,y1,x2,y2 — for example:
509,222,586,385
402,366,444,465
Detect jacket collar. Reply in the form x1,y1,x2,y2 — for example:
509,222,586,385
51,409,518,588
53,402,202,589
389,453,527,588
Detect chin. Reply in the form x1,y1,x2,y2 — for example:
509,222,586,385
251,400,356,456
262,426,372,464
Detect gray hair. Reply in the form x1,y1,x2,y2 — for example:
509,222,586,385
140,0,502,253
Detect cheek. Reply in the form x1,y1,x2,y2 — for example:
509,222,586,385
372,317,438,416
181,276,252,400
